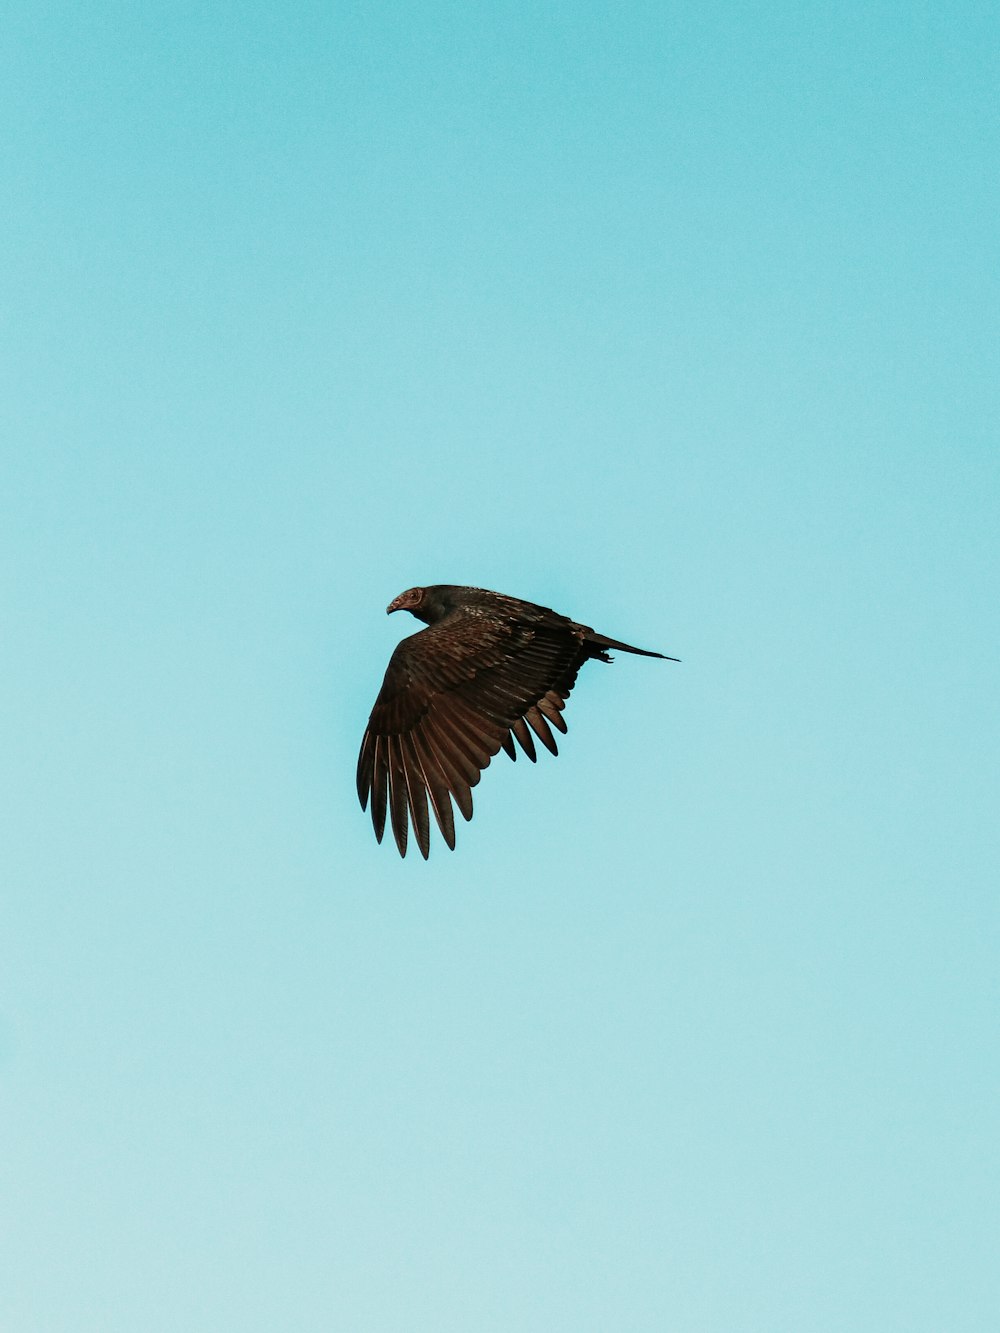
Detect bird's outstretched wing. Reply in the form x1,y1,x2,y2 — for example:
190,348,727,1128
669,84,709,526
357,614,587,858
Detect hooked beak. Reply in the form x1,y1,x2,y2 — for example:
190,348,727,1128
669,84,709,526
386,597,403,614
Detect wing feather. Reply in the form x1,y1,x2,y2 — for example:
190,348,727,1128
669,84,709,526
370,735,388,843
422,715,480,795
409,729,457,849
399,733,431,859
386,735,410,857
537,690,568,734
432,708,495,773
525,705,559,756
356,731,374,809
510,716,537,761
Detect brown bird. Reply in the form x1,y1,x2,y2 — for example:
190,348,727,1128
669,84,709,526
357,585,676,858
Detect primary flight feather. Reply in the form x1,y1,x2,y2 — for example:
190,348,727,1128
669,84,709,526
357,584,675,858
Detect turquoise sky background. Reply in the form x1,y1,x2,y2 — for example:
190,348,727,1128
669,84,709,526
2,2,998,1329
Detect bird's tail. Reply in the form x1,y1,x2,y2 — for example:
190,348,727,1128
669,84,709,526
587,633,679,662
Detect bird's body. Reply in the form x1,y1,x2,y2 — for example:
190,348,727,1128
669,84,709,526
357,584,674,858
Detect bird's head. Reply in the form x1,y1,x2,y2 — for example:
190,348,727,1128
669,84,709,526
386,585,449,624
386,586,425,615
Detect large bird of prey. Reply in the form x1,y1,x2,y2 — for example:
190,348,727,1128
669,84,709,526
357,584,675,858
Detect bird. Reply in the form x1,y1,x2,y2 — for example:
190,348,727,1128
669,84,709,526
357,584,676,858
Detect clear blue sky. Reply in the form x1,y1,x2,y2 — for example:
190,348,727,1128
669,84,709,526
2,2,998,1329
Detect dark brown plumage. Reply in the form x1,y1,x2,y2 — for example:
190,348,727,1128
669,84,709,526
357,585,676,858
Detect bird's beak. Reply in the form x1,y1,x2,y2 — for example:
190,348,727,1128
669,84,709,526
386,597,402,615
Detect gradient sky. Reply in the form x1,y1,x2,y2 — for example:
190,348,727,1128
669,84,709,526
2,2,998,1330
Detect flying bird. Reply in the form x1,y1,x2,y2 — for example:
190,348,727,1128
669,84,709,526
357,584,676,858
